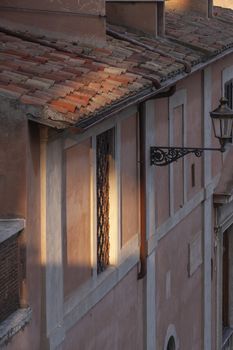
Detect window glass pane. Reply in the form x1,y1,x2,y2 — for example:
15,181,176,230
96,130,113,274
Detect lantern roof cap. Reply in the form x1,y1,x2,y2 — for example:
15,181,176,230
210,97,233,119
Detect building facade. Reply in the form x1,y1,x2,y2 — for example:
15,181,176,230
0,1,233,349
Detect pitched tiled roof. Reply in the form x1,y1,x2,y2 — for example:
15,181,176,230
1,5,233,130
166,8,233,55
0,31,154,129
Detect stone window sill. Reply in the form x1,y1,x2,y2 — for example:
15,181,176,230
0,308,32,347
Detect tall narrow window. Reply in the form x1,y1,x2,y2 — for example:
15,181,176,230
96,129,113,274
225,79,233,109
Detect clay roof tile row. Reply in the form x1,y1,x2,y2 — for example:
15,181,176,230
1,6,233,129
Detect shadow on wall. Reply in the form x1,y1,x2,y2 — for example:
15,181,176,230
0,100,28,219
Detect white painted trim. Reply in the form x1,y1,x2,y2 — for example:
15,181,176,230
0,308,31,346
46,138,64,348
228,225,233,328
216,225,223,350
183,102,188,204
145,101,157,241
147,251,156,350
157,189,204,241
218,210,233,234
91,136,97,279
145,100,157,350
64,105,137,150
148,174,220,248
204,67,212,185
163,324,180,350
169,97,174,217
119,234,139,263
0,219,25,244
115,121,121,262
56,109,141,346
203,67,212,350
169,89,187,216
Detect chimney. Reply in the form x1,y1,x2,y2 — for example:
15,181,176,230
165,0,213,18
0,0,106,46
214,0,233,10
106,1,165,37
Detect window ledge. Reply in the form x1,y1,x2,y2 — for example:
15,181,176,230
0,218,25,244
222,327,233,348
0,308,32,347
64,244,140,331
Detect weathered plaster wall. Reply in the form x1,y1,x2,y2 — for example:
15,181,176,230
154,97,170,227
0,0,105,15
121,114,139,246
0,99,27,218
0,118,42,350
154,71,209,350
64,139,92,297
156,205,203,350
62,266,144,350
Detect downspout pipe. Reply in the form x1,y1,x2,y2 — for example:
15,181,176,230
138,102,147,280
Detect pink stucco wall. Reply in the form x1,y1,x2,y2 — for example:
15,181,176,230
154,97,170,227
156,205,203,350
62,266,144,350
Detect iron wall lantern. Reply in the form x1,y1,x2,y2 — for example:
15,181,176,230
150,97,233,166
210,97,233,148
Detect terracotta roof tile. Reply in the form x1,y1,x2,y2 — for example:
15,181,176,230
0,84,23,99
21,94,48,105
50,99,77,113
1,6,233,129
165,9,233,55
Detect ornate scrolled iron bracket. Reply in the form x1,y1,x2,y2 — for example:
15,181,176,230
150,146,224,166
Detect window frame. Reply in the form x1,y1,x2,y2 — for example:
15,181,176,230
62,106,141,328
169,89,187,216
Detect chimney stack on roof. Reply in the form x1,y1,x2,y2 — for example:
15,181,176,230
165,0,213,17
0,0,106,46
106,1,165,37
214,0,233,10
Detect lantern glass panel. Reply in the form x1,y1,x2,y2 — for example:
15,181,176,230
212,118,221,139
220,118,233,139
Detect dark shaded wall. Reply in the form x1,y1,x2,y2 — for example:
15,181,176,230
0,100,42,349
0,98,27,218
